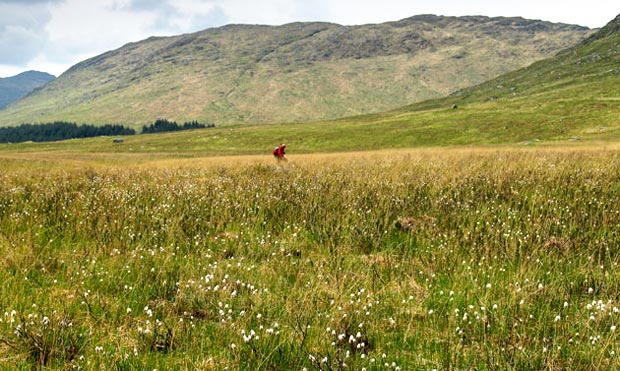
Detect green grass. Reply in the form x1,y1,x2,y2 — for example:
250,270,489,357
1,148,620,370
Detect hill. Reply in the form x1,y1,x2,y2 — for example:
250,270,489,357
412,13,620,107
0,71,55,109
0,15,592,128
363,11,620,144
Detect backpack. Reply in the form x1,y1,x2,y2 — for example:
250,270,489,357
273,146,279,156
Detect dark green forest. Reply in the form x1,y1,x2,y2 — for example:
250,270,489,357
0,119,215,143
141,119,214,134
0,122,135,143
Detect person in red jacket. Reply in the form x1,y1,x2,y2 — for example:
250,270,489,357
273,144,287,161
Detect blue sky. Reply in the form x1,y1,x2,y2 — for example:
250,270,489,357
0,0,618,77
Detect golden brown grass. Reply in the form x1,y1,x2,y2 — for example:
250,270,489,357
1,145,619,370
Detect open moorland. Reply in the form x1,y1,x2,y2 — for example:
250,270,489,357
1,10,620,371
1,146,620,370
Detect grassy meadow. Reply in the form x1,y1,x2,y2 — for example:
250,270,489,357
1,146,620,370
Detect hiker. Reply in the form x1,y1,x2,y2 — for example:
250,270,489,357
273,144,287,161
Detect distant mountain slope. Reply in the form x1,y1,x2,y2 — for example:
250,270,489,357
333,12,620,145
0,71,55,109
388,11,620,112
0,15,593,127
422,13,620,106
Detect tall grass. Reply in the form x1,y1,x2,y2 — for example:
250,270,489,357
1,148,619,370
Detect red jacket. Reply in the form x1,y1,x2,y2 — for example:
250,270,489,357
274,145,286,157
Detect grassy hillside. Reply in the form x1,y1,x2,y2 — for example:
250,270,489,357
0,16,618,155
373,13,620,142
1,15,619,157
0,16,592,128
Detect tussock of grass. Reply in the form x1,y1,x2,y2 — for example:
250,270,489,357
1,147,619,370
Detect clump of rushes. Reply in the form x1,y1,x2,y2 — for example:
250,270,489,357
1,310,87,368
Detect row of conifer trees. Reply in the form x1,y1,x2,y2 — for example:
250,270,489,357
0,119,214,143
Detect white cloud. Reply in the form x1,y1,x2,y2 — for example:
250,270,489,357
156,0,229,32
44,0,158,57
216,0,299,25
0,3,52,65
0,64,30,76
0,24,47,65
0,0,61,3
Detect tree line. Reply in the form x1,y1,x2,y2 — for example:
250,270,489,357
0,119,215,144
0,122,135,143
141,119,215,134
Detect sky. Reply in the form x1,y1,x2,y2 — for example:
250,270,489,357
0,0,618,78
